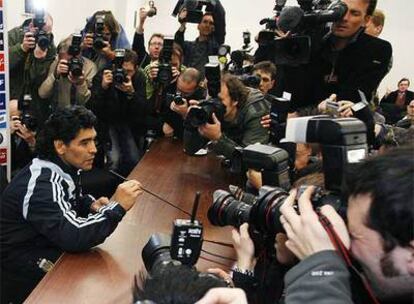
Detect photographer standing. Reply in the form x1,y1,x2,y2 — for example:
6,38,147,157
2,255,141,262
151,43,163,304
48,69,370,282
8,11,56,125
90,49,146,176
174,0,226,77
81,10,131,71
184,73,269,160
39,35,97,109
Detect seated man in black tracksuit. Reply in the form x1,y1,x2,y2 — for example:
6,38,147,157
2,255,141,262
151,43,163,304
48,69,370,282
0,106,142,303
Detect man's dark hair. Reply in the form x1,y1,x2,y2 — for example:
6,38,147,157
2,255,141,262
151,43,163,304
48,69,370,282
253,61,277,81
134,264,226,304
398,78,410,86
221,73,249,109
35,106,96,160
85,10,121,38
148,33,164,47
363,0,377,16
345,145,414,250
124,49,139,66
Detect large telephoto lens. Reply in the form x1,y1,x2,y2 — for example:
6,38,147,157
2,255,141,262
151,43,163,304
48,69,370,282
208,190,252,228
250,187,289,234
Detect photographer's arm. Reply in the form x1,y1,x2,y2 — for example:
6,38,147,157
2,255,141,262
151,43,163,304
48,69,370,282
28,44,57,87
212,0,226,45
38,58,59,99
75,59,98,105
133,8,150,67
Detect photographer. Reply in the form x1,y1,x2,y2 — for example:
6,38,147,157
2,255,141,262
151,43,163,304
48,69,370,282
8,99,36,175
0,106,143,303
167,67,207,137
89,49,146,176
38,35,97,109
174,0,226,77
8,11,56,125
81,10,131,71
143,42,186,137
184,73,269,158
132,7,164,68
305,0,392,112
280,146,414,304
252,61,277,96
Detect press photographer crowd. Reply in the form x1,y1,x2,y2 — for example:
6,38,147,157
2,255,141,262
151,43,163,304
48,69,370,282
0,0,413,303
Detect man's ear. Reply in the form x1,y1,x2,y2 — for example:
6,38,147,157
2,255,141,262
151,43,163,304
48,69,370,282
54,140,66,156
363,15,371,27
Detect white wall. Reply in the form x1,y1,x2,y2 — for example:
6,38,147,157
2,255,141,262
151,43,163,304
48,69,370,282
5,0,413,96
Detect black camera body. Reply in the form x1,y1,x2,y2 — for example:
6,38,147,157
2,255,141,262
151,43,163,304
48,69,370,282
166,92,185,106
18,94,38,131
67,34,83,77
147,0,158,17
31,9,50,51
173,0,217,24
93,15,106,50
156,37,174,86
113,49,128,85
186,98,225,127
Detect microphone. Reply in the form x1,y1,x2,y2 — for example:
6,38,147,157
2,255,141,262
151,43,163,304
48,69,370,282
277,6,304,33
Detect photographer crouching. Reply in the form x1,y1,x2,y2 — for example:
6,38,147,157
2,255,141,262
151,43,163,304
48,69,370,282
182,73,270,186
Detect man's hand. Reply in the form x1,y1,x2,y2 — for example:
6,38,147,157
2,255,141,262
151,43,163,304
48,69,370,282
102,70,113,90
90,197,110,213
232,223,256,271
147,61,159,80
170,98,189,118
139,7,148,24
16,124,36,147
195,288,248,304
101,41,115,60
338,100,355,117
279,187,350,260
68,72,86,86
206,268,234,287
198,113,222,141
81,33,94,50
56,59,69,76
318,94,337,113
10,116,21,134
172,66,181,80
112,180,143,211
33,44,48,59
116,76,135,94
260,114,271,129
21,32,36,53
178,8,188,25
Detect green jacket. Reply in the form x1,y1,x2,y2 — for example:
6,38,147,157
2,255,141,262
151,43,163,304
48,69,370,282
8,24,56,124
212,88,270,159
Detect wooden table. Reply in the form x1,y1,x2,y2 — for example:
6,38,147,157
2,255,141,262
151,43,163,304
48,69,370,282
25,138,239,304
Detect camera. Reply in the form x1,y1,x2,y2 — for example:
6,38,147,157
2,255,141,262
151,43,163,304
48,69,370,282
208,116,368,234
68,34,83,77
31,9,50,51
156,37,174,86
93,15,107,50
172,0,217,24
186,98,225,127
147,0,157,17
18,94,38,132
205,63,221,98
166,92,185,106
113,49,128,85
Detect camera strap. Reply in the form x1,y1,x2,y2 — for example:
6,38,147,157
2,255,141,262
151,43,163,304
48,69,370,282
317,211,380,304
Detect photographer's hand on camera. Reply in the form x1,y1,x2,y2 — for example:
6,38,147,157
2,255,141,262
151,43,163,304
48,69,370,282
81,33,94,50
337,100,355,118
116,76,135,94
147,61,159,81
280,187,350,261
33,44,48,59
101,41,115,60
12,118,36,148
56,59,69,77
260,114,271,129
21,32,36,53
101,70,113,90
198,113,222,141
232,223,256,272
137,7,148,34
112,180,143,211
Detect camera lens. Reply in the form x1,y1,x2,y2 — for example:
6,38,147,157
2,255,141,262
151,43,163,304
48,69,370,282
208,190,252,227
250,187,289,234
187,107,208,127
142,233,174,273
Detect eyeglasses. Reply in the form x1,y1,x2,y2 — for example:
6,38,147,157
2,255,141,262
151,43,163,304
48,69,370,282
201,20,214,25
149,42,163,47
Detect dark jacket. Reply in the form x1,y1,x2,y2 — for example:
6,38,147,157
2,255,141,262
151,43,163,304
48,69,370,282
184,88,270,157
0,157,126,266
379,90,414,124
132,32,151,69
88,68,147,137
8,21,57,124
